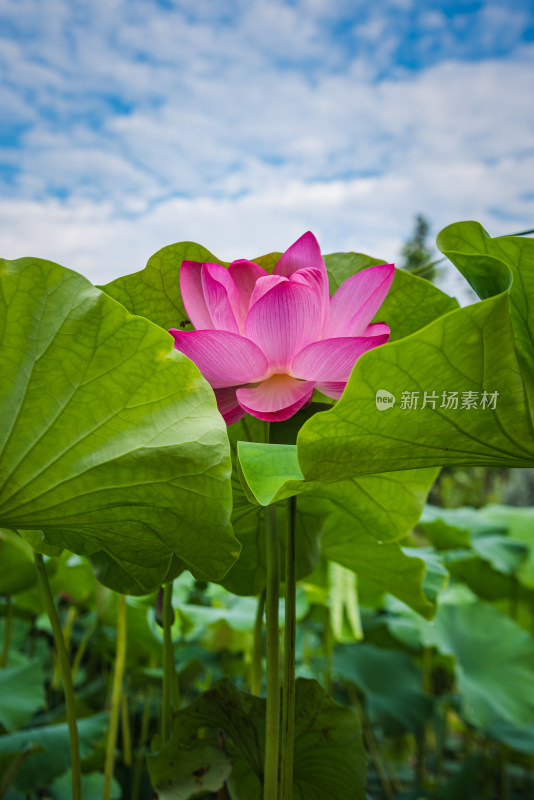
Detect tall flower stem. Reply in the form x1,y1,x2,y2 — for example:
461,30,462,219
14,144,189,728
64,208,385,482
263,501,280,800
103,593,127,800
280,496,297,800
34,553,81,800
0,596,13,668
251,589,265,695
162,581,178,741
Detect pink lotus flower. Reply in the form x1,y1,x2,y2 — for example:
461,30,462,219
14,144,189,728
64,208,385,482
169,232,393,425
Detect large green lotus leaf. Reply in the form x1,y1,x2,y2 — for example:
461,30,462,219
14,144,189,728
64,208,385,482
236,441,437,616
298,291,533,480
437,221,534,382
0,712,109,791
420,600,534,729
148,678,365,800
298,226,534,480
0,257,237,594
333,642,433,733
101,241,280,331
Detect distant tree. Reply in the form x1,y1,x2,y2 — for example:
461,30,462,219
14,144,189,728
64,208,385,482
401,214,440,282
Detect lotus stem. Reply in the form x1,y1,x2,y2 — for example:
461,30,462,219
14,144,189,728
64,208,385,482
280,496,297,800
0,596,13,668
34,553,82,800
251,589,265,695
131,681,154,800
121,693,132,766
263,500,280,800
103,592,127,800
52,605,77,690
162,580,178,741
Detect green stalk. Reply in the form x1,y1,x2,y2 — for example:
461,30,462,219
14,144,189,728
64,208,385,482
103,593,127,800
132,683,154,800
280,496,297,800
71,620,97,684
34,553,81,800
251,589,265,695
264,501,280,800
52,606,77,690
0,596,13,668
162,581,178,741
121,693,132,767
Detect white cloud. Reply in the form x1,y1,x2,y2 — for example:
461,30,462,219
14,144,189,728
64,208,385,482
0,0,533,302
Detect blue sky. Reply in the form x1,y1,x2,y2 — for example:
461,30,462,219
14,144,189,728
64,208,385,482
1,0,533,288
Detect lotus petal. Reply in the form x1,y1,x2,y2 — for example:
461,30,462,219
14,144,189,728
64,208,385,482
169,329,269,388
325,264,394,338
291,335,389,382
236,374,315,422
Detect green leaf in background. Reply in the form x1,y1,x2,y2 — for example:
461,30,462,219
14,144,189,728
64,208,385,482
298,228,534,480
419,504,531,600
148,678,365,800
486,720,534,755
147,742,232,800
0,748,41,798
477,504,534,589
443,550,515,601
334,642,434,733
0,661,46,731
102,242,221,331
48,769,122,800
420,599,534,730
419,505,499,550
0,257,237,593
0,530,36,596
0,713,109,792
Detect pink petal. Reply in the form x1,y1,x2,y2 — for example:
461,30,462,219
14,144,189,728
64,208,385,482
316,381,347,401
325,264,395,338
228,259,269,327
179,260,214,330
244,280,323,373
291,335,390,382
214,387,247,426
201,263,240,334
289,267,329,334
236,375,315,422
249,274,288,310
275,231,325,277
169,329,269,388
363,322,390,337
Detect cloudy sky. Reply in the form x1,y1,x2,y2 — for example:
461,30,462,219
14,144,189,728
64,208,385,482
1,0,533,288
